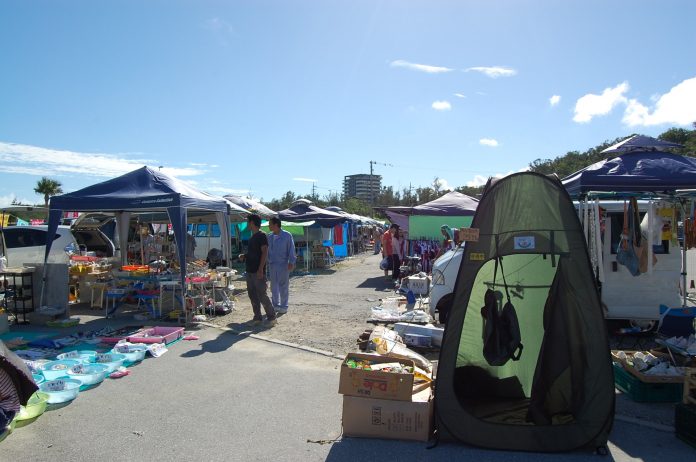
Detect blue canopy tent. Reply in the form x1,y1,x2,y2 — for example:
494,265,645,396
562,150,696,197
277,199,347,272
561,138,696,313
41,166,231,306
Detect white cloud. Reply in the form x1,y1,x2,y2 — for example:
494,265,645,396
573,81,629,123
206,185,251,195
466,175,491,188
432,100,452,111
622,76,696,127
454,93,466,98
434,178,454,191
0,142,204,179
465,169,526,188
293,177,317,183
549,95,561,106
0,193,33,208
390,60,453,74
479,138,499,147
465,66,517,78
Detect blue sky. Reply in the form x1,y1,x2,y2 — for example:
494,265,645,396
1,0,695,207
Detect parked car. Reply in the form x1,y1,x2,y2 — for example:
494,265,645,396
429,246,465,323
0,223,116,267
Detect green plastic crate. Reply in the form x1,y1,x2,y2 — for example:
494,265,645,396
613,363,683,403
676,403,696,449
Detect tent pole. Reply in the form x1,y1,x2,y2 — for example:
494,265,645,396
681,199,688,308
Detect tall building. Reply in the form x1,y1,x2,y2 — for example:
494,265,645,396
343,174,382,202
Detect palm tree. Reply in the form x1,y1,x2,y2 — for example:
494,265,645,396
34,177,63,208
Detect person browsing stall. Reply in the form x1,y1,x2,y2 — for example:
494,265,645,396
239,214,276,327
267,217,296,314
381,225,393,280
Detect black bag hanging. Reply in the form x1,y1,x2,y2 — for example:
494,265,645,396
481,256,524,366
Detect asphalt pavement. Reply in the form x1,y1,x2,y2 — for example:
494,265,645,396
2,325,694,461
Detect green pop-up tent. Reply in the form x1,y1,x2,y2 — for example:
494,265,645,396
435,172,614,452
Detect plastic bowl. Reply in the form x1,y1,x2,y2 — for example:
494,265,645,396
39,379,81,404
66,363,108,388
57,350,97,363
16,392,49,421
91,353,127,373
40,360,81,381
32,373,45,385
111,345,147,364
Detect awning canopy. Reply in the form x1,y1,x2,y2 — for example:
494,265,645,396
277,199,347,227
44,166,232,302
562,150,696,198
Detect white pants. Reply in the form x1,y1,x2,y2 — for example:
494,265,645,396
269,263,290,308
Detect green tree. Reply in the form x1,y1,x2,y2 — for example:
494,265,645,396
34,177,63,208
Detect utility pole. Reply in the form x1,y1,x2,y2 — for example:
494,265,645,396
369,160,393,215
312,182,317,199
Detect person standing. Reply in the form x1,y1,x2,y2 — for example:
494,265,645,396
381,225,393,280
267,217,296,314
239,214,276,327
373,226,383,255
391,224,403,281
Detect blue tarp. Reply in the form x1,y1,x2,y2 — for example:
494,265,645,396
43,167,230,301
562,150,696,197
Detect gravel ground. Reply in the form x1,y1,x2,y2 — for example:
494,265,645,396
208,251,398,356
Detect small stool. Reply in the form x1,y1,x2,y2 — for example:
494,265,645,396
105,290,126,318
89,282,108,309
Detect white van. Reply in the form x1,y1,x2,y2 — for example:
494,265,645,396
429,246,464,322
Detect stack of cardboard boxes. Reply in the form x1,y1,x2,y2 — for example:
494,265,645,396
338,352,434,442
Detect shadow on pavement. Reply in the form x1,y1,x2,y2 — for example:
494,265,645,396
356,276,396,291
179,329,245,358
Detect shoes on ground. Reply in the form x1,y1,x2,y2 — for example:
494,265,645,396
275,307,288,314
264,318,278,327
246,319,263,326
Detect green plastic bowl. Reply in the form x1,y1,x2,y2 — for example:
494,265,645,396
16,392,49,421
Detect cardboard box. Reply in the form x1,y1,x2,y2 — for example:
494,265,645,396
342,388,434,442
339,352,418,401
405,276,430,295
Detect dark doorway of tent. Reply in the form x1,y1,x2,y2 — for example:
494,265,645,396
435,172,615,453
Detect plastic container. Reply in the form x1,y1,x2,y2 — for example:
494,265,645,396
111,344,147,364
40,360,81,381
128,326,184,344
39,378,81,404
15,392,49,421
676,402,696,449
91,353,127,373
613,363,683,402
66,363,109,388
57,350,97,364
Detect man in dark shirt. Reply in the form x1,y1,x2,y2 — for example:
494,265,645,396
239,214,277,327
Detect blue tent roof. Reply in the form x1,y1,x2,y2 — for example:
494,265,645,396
277,199,346,227
562,150,696,197
50,166,228,212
